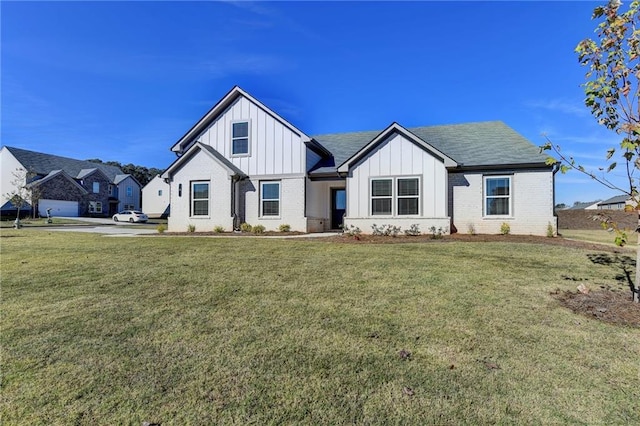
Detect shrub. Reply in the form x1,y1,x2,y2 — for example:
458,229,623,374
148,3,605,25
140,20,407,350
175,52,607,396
187,224,196,233
240,222,252,233
500,222,511,235
252,224,266,234
213,225,225,233
429,226,445,239
404,224,421,236
371,224,402,237
156,224,167,234
343,224,362,238
546,222,555,238
279,224,291,232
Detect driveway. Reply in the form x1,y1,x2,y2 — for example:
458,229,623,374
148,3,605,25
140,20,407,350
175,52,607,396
46,216,158,236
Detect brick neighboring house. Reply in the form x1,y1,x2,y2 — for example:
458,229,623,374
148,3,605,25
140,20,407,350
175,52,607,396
0,146,142,217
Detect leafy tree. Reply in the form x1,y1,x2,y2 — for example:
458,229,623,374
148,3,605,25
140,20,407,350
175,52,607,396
542,0,640,302
86,159,164,186
3,168,38,226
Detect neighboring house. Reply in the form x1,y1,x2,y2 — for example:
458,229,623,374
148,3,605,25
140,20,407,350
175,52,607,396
569,200,601,210
0,146,142,217
142,175,170,218
597,195,629,210
161,86,556,235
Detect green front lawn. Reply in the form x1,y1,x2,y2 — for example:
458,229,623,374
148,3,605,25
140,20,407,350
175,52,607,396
1,231,638,424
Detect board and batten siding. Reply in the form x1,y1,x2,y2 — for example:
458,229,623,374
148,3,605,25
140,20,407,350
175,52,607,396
167,149,235,232
344,133,450,233
195,96,306,177
451,169,556,235
117,176,141,211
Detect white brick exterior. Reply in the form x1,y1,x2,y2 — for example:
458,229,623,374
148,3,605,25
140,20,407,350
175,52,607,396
240,176,307,232
142,175,170,218
450,169,556,235
167,148,235,232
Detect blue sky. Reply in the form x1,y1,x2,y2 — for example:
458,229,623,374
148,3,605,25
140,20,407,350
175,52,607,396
1,1,631,205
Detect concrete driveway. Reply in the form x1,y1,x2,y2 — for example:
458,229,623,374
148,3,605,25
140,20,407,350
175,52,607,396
47,216,158,236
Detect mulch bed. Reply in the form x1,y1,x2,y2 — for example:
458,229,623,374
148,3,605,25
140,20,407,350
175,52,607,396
553,289,640,328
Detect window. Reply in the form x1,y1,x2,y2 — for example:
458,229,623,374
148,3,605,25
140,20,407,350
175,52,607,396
158,189,163,196
178,183,183,197
232,121,249,155
124,204,134,210
371,177,420,216
260,181,280,216
397,178,419,215
191,181,209,216
92,182,100,193
108,184,114,196
484,176,511,216
126,186,133,197
371,179,392,215
89,201,102,213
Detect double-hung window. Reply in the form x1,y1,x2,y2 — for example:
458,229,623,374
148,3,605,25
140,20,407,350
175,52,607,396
260,181,280,217
89,201,102,213
484,176,511,216
371,179,392,215
371,177,420,216
92,182,100,193
232,121,250,156
191,181,210,216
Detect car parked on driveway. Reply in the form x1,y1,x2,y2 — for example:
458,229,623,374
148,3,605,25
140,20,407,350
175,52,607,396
113,210,148,223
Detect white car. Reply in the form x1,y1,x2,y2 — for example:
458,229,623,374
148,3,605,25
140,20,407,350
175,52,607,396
113,210,148,223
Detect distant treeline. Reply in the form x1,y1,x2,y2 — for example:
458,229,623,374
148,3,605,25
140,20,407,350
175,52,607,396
87,159,164,187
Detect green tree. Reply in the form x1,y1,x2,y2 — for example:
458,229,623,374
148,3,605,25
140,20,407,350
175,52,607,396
542,0,640,302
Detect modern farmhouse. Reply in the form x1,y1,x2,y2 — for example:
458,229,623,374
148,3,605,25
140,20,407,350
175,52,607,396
162,86,556,235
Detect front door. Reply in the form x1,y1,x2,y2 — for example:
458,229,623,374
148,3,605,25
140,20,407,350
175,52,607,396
331,188,346,230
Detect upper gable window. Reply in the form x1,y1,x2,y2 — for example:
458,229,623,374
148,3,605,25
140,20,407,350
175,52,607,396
232,121,250,156
92,182,100,193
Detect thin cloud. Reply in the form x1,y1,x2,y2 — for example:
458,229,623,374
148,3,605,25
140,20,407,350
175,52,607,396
526,99,589,117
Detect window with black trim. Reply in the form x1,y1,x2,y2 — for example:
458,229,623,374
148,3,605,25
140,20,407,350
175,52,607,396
191,181,210,216
484,176,511,216
232,121,249,155
260,181,280,216
371,177,420,216
371,179,392,215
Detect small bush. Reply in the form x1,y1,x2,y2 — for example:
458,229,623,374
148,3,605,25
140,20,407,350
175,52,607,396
240,222,252,233
279,224,291,232
156,224,167,234
467,223,477,235
404,224,421,236
213,225,225,233
546,222,555,238
187,224,196,233
252,224,266,234
429,226,445,239
372,224,402,237
500,222,510,235
343,224,362,238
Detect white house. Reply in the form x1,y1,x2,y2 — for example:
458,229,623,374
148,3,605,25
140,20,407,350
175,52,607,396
162,86,557,235
142,175,170,218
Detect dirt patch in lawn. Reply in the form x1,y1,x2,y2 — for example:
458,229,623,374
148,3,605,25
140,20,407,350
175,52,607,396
554,289,640,328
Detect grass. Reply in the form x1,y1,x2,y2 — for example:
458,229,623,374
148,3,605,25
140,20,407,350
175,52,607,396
0,218,99,228
560,228,638,246
1,231,639,424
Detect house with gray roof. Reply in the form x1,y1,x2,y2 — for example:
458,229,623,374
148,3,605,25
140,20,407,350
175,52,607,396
1,146,142,217
597,195,630,210
161,86,556,235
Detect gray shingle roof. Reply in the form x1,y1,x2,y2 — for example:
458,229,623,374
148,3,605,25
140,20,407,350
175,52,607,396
310,121,548,175
598,195,629,205
5,146,123,182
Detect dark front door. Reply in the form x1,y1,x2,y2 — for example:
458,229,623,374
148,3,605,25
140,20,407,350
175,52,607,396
331,188,346,230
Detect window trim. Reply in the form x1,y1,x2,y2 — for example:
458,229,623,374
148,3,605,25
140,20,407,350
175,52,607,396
231,120,251,157
190,181,210,217
370,176,421,217
126,186,133,197
483,175,512,217
92,182,100,193
260,180,281,218
88,201,102,213
396,177,420,216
